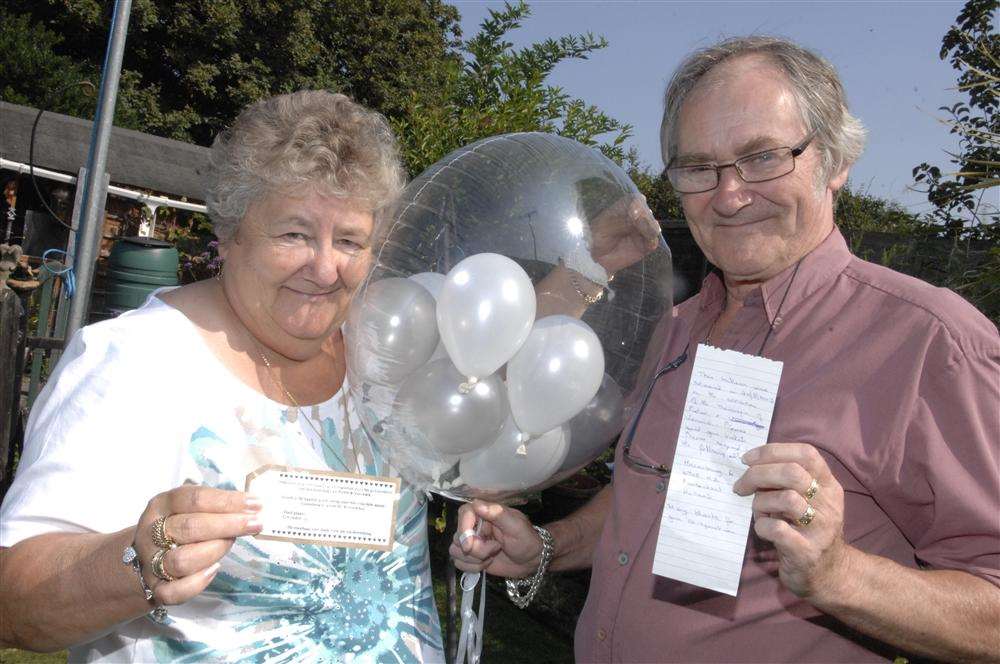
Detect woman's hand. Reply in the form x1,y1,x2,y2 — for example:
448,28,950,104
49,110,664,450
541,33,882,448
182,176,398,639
134,485,263,605
590,194,661,275
449,500,543,579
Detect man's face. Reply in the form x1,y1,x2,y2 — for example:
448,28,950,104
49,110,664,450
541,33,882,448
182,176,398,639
673,55,848,285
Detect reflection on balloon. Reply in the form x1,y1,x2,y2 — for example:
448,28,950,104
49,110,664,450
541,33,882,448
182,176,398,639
560,374,625,473
346,277,439,386
459,417,569,493
507,315,605,435
437,253,535,381
394,358,508,456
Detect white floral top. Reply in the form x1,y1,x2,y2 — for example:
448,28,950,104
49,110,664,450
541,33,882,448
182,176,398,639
0,295,443,663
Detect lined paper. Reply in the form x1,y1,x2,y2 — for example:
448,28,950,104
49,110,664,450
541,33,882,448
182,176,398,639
652,344,783,596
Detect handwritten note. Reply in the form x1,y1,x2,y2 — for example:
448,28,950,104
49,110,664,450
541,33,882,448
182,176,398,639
652,344,783,596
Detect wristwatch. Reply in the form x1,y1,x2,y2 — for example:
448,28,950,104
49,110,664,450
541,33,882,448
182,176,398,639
122,543,168,622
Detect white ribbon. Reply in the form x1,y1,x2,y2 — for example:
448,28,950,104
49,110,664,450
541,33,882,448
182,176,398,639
454,571,486,664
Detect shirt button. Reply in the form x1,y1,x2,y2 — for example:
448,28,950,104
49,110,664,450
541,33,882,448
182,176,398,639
596,628,607,641
773,316,783,326
618,551,629,566
656,479,667,493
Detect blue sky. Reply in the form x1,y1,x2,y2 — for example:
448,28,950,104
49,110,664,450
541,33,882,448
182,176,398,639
453,1,970,213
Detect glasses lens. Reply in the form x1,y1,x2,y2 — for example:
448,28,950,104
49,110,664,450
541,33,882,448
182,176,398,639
736,147,794,182
668,166,717,193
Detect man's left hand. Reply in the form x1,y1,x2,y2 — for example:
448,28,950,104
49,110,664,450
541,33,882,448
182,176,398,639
733,442,852,599
590,194,661,275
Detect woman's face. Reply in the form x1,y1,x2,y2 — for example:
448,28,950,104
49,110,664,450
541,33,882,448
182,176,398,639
218,188,375,359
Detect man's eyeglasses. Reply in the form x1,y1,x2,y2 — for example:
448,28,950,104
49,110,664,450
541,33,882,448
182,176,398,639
666,132,816,194
620,345,689,478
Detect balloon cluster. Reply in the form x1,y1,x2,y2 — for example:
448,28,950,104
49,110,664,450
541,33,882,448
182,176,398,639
346,133,672,502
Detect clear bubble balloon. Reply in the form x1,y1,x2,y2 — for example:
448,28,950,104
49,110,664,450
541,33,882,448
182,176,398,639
347,132,673,502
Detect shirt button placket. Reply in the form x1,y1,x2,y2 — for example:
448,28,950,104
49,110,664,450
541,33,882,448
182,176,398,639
618,551,629,566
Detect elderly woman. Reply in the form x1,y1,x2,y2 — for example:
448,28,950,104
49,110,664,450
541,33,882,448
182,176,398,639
0,91,443,661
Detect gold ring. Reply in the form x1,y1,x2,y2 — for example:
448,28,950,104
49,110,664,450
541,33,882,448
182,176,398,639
150,547,175,582
151,516,176,549
796,505,816,527
804,478,819,501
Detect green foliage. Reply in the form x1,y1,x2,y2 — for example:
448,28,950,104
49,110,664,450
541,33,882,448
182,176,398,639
4,0,461,145
0,10,98,117
392,1,631,177
626,155,685,222
835,182,923,234
912,0,998,241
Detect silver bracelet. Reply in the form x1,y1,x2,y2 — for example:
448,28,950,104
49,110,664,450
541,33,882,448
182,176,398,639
505,526,554,609
122,543,169,622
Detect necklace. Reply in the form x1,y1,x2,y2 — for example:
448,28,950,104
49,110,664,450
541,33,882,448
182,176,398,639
255,345,361,473
705,259,802,358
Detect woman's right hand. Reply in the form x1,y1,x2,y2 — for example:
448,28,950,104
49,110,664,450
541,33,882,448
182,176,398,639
449,500,544,579
133,485,263,605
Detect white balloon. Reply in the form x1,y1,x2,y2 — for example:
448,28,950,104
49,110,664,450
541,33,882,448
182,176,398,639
408,272,449,361
409,271,446,298
393,358,509,456
437,253,536,380
459,416,569,492
345,277,439,386
507,315,605,435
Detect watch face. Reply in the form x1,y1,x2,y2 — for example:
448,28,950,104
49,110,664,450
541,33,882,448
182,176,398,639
122,545,138,565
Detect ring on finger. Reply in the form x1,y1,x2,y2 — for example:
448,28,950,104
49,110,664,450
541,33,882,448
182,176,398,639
804,478,819,502
151,516,177,549
151,547,176,582
458,529,477,546
796,505,816,527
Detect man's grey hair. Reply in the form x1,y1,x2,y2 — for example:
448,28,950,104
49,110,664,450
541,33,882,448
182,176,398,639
206,90,405,243
660,36,867,183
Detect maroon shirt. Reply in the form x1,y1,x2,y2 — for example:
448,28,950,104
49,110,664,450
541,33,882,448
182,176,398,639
575,228,1000,663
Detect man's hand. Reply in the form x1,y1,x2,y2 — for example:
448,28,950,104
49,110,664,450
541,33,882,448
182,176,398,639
449,500,543,579
733,442,851,600
590,194,661,275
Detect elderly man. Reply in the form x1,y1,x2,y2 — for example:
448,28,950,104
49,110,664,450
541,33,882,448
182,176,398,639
451,36,999,662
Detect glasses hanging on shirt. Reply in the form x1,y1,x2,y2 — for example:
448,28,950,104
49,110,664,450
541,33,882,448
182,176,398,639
620,344,689,478
619,259,801,478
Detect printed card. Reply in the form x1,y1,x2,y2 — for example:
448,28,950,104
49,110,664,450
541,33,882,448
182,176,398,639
245,465,400,551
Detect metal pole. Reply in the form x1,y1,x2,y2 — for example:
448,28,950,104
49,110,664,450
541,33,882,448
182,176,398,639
65,0,132,340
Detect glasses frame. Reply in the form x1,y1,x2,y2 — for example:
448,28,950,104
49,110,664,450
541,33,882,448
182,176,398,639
666,132,816,194
620,344,690,478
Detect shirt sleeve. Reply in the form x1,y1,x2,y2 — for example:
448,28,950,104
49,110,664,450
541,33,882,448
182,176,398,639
0,321,185,546
890,325,1000,587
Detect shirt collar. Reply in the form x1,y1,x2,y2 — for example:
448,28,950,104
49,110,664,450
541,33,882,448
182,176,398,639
694,226,853,324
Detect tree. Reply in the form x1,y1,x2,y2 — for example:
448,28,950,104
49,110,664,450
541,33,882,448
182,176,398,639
391,1,631,177
3,0,462,145
912,0,998,241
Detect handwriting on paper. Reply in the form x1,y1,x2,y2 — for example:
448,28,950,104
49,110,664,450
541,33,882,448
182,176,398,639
652,344,782,596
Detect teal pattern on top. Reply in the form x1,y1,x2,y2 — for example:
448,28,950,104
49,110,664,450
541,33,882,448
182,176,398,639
149,393,442,663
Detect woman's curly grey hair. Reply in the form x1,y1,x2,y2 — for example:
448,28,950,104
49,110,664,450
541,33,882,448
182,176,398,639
205,90,405,242
660,36,867,184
